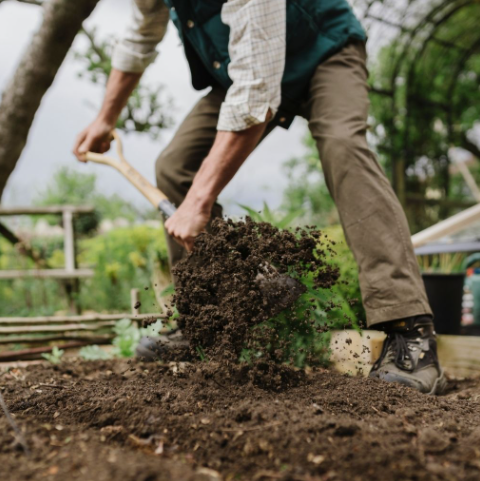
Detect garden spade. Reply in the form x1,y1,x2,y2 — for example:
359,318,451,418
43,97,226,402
84,131,305,315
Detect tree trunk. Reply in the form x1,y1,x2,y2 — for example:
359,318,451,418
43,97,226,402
0,0,100,200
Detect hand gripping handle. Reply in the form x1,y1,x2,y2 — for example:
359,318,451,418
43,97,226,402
85,131,176,217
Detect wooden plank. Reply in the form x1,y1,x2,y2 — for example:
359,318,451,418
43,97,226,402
0,341,108,362
0,205,95,215
406,194,476,209
456,161,480,203
63,209,76,272
330,330,385,377
412,203,480,248
0,322,117,334
330,330,480,378
131,288,140,316
0,333,114,345
0,313,166,324
0,268,94,279
437,334,480,378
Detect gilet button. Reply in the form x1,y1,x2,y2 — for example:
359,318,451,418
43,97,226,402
187,20,194,28
213,61,221,69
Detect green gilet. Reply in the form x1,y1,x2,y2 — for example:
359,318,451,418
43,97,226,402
163,0,366,128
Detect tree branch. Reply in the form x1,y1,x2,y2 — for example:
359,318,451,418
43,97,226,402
0,0,44,6
81,27,108,63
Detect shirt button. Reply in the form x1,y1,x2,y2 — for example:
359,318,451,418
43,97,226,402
213,61,221,69
170,6,175,11
279,117,286,123
187,20,194,28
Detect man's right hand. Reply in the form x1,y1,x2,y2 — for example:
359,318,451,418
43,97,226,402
73,69,142,162
73,119,114,162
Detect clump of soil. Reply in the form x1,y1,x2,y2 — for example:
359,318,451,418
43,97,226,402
171,217,341,366
1,360,480,481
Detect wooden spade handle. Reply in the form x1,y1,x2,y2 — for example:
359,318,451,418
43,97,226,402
84,131,176,217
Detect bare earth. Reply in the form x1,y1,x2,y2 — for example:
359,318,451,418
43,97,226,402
1,360,480,481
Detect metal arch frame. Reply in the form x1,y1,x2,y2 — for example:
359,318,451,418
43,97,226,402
402,1,479,203
353,0,480,208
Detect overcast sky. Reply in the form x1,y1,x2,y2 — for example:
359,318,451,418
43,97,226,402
0,0,310,215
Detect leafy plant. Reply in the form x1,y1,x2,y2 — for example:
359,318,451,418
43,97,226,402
239,202,304,230
79,345,113,360
111,318,141,358
110,318,163,358
140,319,164,338
418,252,466,274
41,346,64,364
78,319,163,361
233,210,363,367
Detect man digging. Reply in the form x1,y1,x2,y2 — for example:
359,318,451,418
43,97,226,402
74,0,446,394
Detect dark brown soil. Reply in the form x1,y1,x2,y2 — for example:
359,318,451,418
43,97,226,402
172,218,342,365
1,360,480,481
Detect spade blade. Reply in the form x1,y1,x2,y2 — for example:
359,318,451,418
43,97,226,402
256,273,306,316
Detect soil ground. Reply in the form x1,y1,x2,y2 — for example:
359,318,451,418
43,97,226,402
1,360,480,481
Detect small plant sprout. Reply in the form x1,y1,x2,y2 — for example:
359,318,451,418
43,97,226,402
42,346,64,364
79,345,113,361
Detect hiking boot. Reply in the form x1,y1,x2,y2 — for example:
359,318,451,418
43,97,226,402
136,328,190,361
369,316,447,395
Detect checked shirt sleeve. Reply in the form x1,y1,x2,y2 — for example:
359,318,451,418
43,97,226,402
217,0,287,132
112,0,169,74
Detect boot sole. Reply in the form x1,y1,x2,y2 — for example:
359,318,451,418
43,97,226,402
427,368,447,395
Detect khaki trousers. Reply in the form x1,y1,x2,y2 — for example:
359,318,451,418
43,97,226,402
155,41,432,327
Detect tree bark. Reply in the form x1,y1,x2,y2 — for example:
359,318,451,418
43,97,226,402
0,0,100,200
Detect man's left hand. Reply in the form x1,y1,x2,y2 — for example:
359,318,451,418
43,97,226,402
164,195,211,252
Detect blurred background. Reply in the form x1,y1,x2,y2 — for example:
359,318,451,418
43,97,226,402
1,0,480,361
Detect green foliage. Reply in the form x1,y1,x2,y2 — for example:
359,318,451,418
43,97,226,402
196,346,207,362
239,205,364,366
34,167,145,232
111,318,163,358
79,319,163,360
263,228,363,367
418,252,466,274
41,346,64,364
75,28,173,139
0,223,169,316
78,224,168,312
34,167,100,234
367,9,480,232
322,225,365,325
140,319,164,338
239,202,303,230
111,318,141,358
79,345,113,360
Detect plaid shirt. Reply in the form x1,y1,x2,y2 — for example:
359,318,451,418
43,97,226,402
112,0,286,132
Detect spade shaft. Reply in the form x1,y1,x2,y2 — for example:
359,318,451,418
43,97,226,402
85,131,176,218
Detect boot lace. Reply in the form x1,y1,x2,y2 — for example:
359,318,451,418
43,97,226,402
373,331,421,372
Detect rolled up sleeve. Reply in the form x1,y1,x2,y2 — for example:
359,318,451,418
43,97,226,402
112,0,170,74
217,0,286,131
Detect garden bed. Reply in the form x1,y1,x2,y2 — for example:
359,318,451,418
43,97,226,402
1,360,480,481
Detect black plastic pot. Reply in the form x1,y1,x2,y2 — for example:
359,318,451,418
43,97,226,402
422,273,464,335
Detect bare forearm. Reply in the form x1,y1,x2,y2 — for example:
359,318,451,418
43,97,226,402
73,68,142,160
164,121,268,250
97,68,142,126
188,122,268,211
